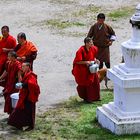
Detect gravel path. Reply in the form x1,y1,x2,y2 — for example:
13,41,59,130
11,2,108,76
0,0,139,115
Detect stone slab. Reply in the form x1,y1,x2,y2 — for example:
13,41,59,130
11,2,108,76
96,103,140,135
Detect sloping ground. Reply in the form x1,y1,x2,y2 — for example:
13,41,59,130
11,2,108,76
0,0,139,110
0,0,139,138
1,90,140,139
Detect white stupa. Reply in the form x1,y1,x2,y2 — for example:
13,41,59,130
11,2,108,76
96,4,140,135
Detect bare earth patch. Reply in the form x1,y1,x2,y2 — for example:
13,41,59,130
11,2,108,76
0,0,140,139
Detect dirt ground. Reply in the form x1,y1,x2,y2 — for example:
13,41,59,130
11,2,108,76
0,0,139,132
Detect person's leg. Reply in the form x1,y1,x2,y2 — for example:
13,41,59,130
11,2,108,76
99,62,103,69
25,103,35,131
3,94,13,114
30,103,35,129
77,85,87,100
8,101,34,130
86,74,100,102
8,108,24,130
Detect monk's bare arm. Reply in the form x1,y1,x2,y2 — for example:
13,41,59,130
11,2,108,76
76,61,91,66
2,48,14,52
76,59,100,66
18,71,22,82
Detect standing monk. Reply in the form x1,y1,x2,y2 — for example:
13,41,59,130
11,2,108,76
87,13,116,69
8,62,40,131
72,37,100,103
14,32,38,70
0,26,16,75
0,51,22,114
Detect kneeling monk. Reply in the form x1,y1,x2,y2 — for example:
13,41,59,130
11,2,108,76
72,37,100,103
8,62,40,130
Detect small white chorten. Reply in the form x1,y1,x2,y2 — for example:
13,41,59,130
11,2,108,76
96,4,140,135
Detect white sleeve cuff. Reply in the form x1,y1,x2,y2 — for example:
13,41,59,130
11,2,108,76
110,35,116,41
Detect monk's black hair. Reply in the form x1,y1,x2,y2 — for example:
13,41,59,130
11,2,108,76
84,37,92,44
18,32,26,40
1,25,9,32
97,13,105,19
8,51,17,58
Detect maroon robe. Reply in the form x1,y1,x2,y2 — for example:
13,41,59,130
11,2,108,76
3,60,21,114
87,23,115,63
72,45,100,102
8,71,40,129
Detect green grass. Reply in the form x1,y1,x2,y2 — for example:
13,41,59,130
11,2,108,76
108,7,135,21
72,5,101,18
49,0,76,5
55,31,86,37
45,19,85,29
1,89,140,139
39,5,101,31
20,89,114,140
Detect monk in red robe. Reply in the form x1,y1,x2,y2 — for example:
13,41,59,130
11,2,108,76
72,37,100,103
8,62,40,131
0,26,16,75
14,32,38,70
0,51,22,114
87,13,116,69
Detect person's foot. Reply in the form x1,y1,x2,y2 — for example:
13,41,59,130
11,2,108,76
9,126,23,130
24,126,33,131
83,100,93,104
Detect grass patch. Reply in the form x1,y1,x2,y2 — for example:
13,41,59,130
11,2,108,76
72,5,101,18
21,89,114,140
108,7,135,21
45,19,85,29
54,31,86,37
49,0,76,5
34,4,101,35
1,89,140,139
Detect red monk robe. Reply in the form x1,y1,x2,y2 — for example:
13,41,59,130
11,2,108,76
8,71,40,130
72,45,100,102
3,60,22,114
14,41,37,70
0,35,16,75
